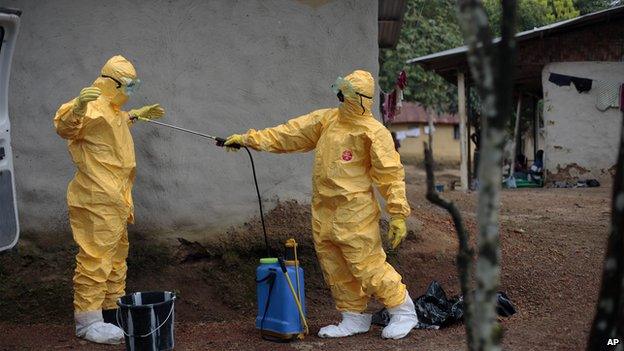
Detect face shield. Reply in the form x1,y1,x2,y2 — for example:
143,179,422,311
331,76,358,100
121,77,141,95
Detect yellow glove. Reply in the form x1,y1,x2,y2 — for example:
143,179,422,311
387,217,407,249
129,104,165,121
224,134,245,152
72,87,101,116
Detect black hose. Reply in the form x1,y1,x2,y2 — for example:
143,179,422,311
243,146,270,258
138,120,271,257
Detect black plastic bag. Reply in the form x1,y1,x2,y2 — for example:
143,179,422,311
586,179,600,187
372,281,516,329
414,281,463,329
496,291,516,317
372,281,462,329
371,308,391,327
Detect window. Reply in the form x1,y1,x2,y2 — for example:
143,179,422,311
453,125,460,140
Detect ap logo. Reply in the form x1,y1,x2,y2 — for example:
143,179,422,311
607,338,620,346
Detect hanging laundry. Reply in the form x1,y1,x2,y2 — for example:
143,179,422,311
397,70,407,90
594,80,621,111
382,70,408,122
382,90,398,121
572,77,592,93
549,72,623,112
548,72,572,86
405,128,420,138
395,71,407,112
548,72,592,93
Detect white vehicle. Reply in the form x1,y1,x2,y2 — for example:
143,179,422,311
0,7,20,252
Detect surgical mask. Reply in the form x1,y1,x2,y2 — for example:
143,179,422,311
337,91,345,102
101,75,141,96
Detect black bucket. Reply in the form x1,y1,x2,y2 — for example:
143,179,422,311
117,291,176,351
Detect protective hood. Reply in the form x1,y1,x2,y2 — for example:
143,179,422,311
93,55,137,108
101,55,137,82
339,70,374,118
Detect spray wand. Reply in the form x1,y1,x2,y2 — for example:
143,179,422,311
133,117,271,257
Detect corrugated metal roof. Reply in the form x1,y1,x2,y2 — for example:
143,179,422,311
391,102,459,125
379,0,407,49
379,0,406,20
407,4,624,64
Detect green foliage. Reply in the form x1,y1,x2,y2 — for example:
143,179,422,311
484,0,580,35
379,0,463,111
485,0,547,34
379,0,617,112
545,0,581,21
574,0,619,14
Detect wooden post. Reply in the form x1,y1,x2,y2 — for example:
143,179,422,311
533,96,538,160
514,94,523,156
508,93,523,177
467,85,473,186
458,71,469,191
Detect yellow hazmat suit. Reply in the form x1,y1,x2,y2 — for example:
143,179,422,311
54,55,146,313
238,70,410,312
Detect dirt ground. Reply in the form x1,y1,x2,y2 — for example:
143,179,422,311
0,164,613,350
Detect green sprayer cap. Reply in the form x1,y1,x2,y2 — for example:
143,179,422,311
260,257,278,264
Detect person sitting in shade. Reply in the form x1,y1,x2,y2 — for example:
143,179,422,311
529,150,544,183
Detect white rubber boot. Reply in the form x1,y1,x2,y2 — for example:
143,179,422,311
318,312,372,338
381,292,418,339
75,310,124,345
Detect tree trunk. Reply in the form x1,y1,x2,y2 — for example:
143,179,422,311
457,1,518,350
586,111,624,350
427,107,434,148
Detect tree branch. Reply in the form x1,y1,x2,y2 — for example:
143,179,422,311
424,141,476,350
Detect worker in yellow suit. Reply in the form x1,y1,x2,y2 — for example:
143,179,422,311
225,70,418,339
54,55,164,344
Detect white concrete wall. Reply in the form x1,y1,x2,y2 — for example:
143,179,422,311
542,62,623,180
4,0,379,236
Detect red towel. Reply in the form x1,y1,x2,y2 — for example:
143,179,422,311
382,71,408,122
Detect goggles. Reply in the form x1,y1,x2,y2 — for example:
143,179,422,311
101,75,142,95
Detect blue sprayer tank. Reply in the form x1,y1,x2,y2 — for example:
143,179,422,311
255,241,306,341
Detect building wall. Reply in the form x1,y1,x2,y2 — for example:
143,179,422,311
542,62,623,181
390,123,469,164
4,0,379,237
515,19,624,85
